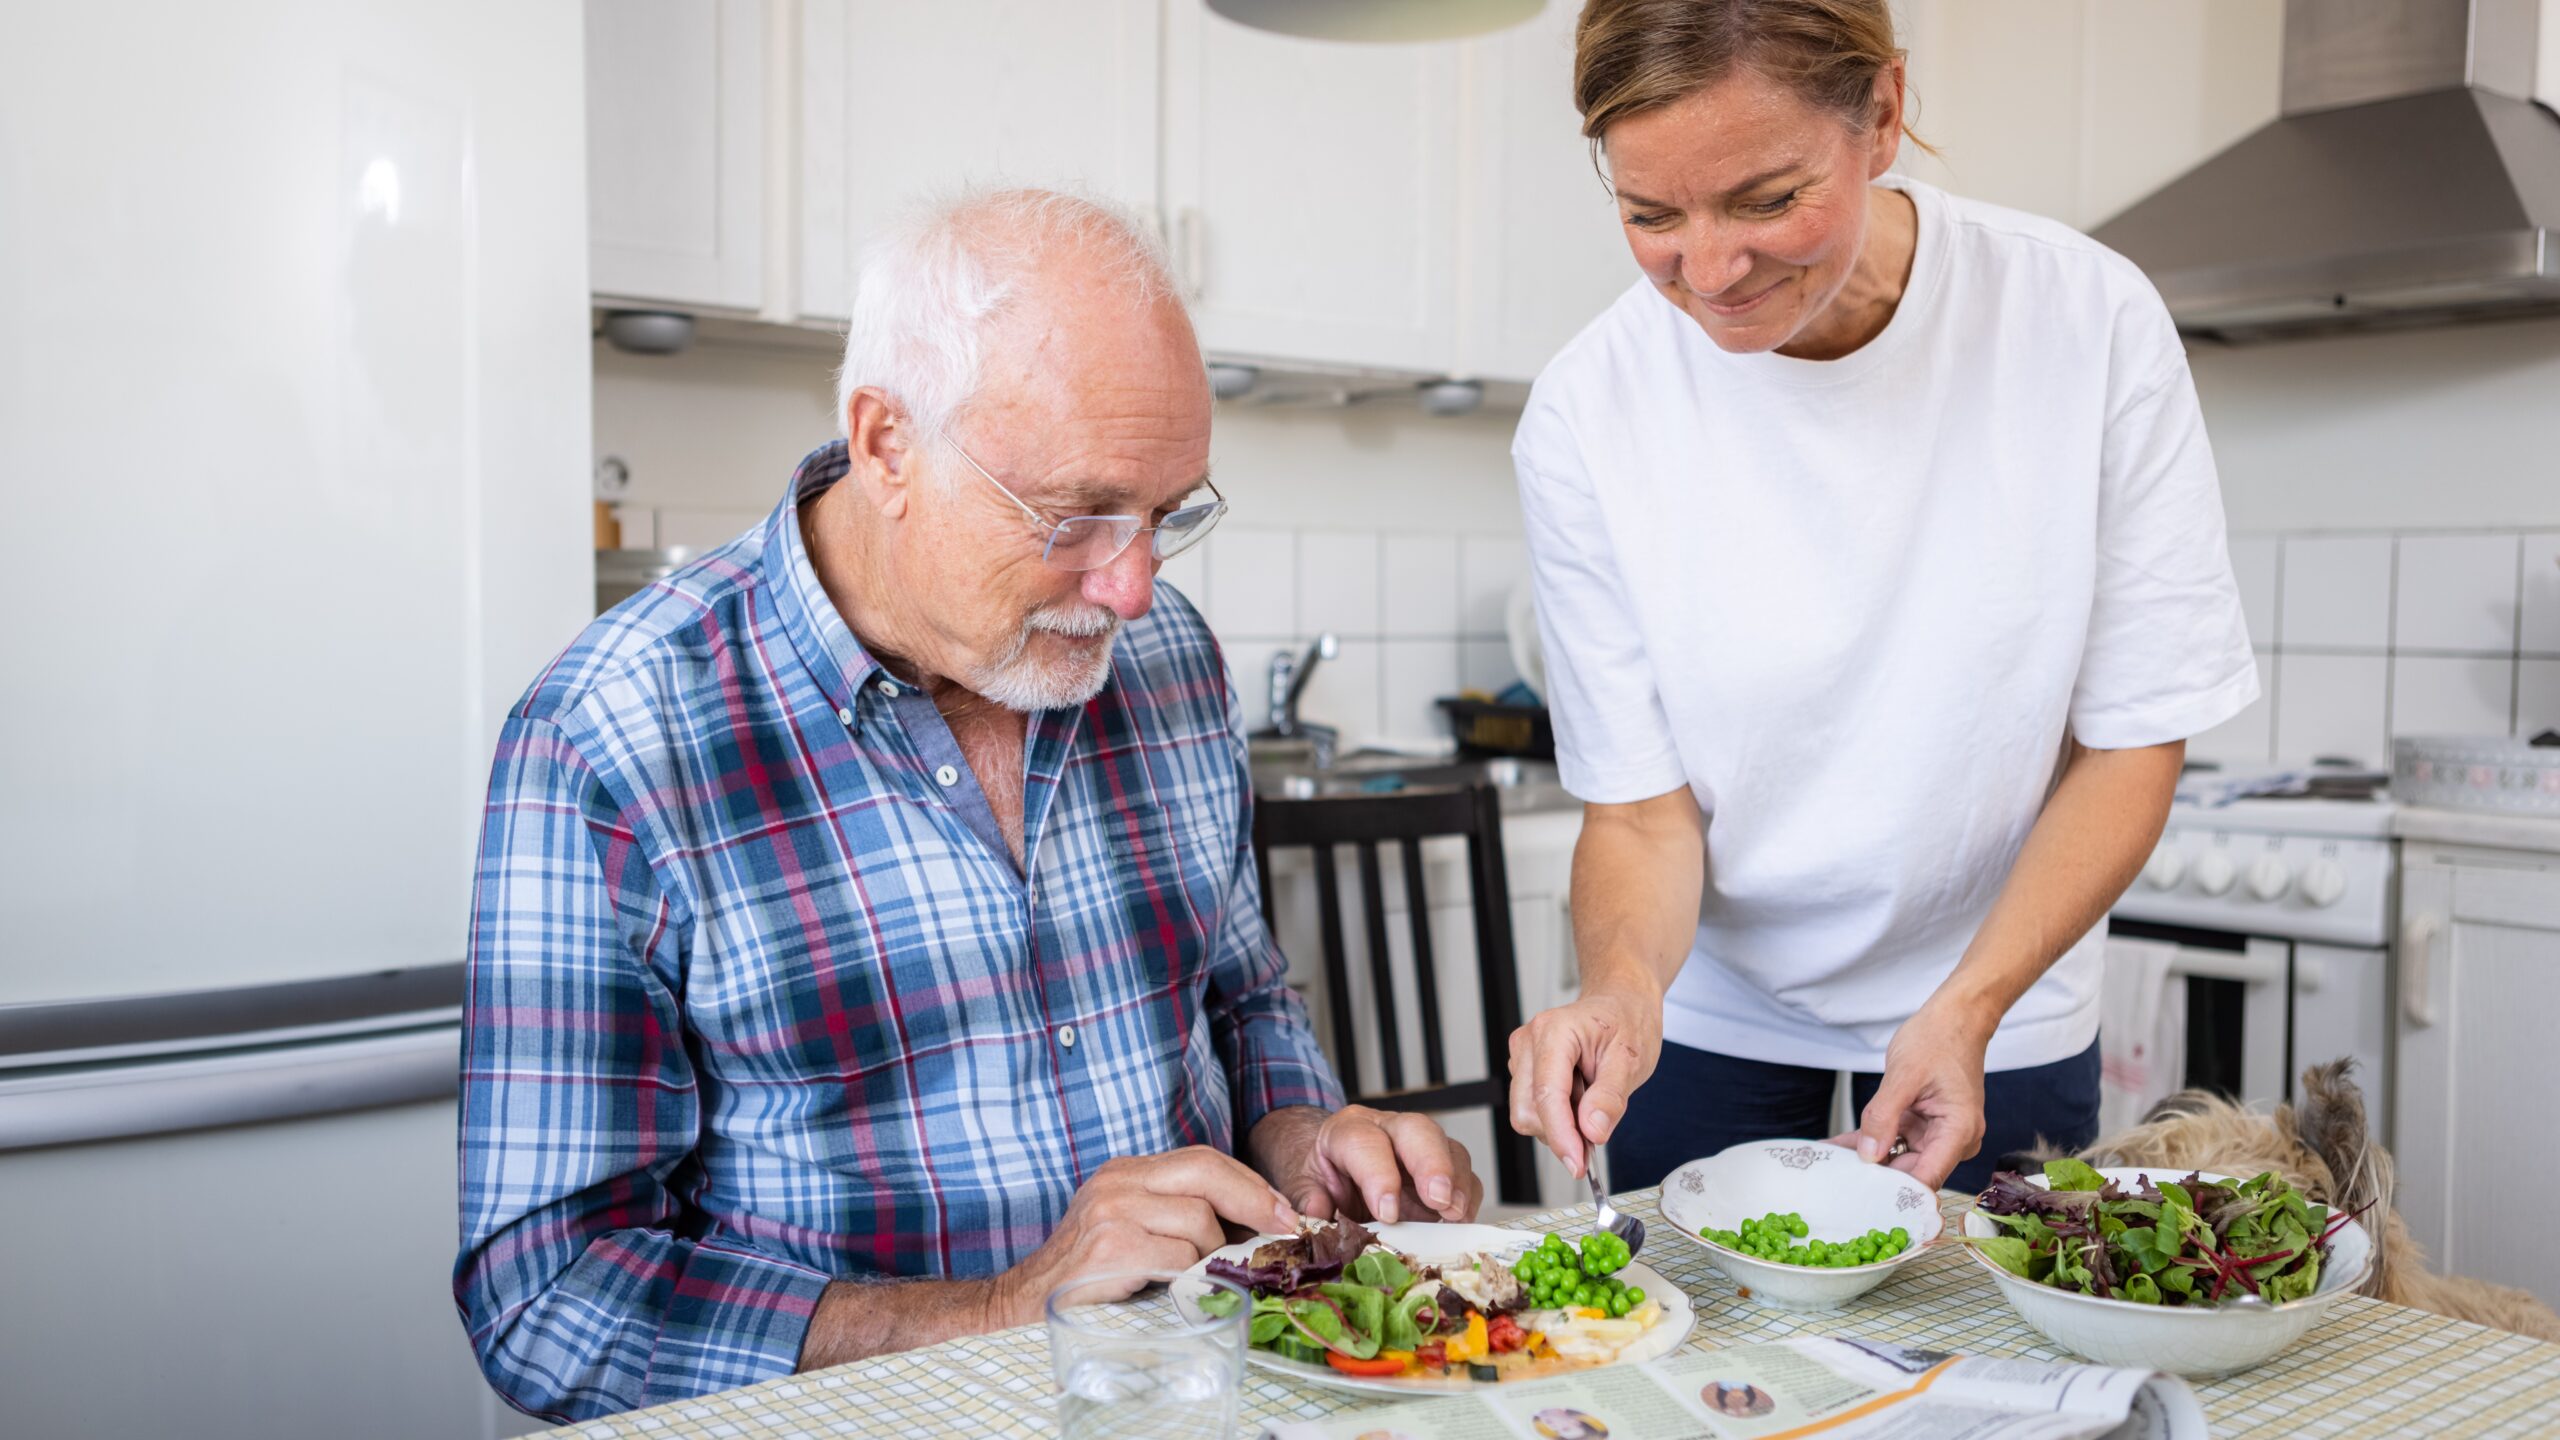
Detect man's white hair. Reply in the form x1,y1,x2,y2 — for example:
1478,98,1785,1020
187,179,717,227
833,186,1188,444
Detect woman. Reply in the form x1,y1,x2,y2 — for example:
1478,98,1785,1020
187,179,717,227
1505,0,2256,1195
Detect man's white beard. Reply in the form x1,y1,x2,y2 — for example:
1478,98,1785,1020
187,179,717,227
967,604,1122,712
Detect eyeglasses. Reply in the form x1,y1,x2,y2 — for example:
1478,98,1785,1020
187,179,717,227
936,429,1227,573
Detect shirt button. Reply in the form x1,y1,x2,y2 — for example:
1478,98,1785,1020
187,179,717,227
877,679,899,697
836,707,854,727
1057,1025,1077,1050
934,764,960,787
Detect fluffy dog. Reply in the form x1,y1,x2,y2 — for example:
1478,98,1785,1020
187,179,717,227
2031,1059,2560,1341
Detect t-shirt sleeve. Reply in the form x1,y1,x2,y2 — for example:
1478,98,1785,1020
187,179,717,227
1513,436,1690,803
2070,316,2261,749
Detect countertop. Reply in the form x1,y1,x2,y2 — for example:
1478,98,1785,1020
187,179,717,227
2393,805,2560,854
531,1188,2560,1439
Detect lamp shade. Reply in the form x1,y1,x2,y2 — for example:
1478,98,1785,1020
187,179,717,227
1204,0,1543,43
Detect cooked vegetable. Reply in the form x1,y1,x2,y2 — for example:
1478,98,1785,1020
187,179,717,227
1970,1160,2360,1308
1699,1211,1911,1267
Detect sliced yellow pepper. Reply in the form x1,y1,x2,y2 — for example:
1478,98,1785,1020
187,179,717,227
1461,1311,1488,1364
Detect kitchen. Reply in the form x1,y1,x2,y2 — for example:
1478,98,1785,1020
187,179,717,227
3,1,2558,1437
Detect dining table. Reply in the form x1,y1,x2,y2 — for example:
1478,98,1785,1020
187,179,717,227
527,1186,2560,1439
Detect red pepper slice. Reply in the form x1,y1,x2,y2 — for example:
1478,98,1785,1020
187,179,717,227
1324,1352,1409,1377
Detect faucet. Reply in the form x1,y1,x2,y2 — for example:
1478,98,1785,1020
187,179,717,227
1261,633,1339,769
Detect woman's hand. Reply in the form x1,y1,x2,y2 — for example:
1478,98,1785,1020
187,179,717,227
1834,997,1994,1190
1507,978,1663,1179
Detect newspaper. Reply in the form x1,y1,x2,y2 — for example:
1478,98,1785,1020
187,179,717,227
1258,1337,2209,1440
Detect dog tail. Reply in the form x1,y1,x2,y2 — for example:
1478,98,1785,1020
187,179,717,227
2290,1058,2395,1300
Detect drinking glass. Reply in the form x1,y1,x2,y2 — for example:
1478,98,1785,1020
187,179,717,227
1046,1270,1247,1440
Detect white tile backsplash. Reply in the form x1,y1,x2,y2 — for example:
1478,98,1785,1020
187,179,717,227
1381,639,1462,746
1156,543,1208,618
1293,637,1384,742
2187,649,2273,764
2520,660,2560,734
1207,527,1295,638
1459,535,1530,638
1382,534,1462,638
2523,533,2560,653
2228,537,2278,648
1296,530,1381,637
1461,638,1520,696
2279,536,2392,649
2393,534,2519,653
2273,653,2388,768
2390,655,2514,739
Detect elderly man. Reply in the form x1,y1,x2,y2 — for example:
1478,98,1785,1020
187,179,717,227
456,189,1482,1421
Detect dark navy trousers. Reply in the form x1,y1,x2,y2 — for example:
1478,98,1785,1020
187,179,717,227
1608,1036,2103,1196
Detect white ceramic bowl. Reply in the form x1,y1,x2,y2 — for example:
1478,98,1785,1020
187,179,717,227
1657,1140,1945,1311
1960,1167,2374,1377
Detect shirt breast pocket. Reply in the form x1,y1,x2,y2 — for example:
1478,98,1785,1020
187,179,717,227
1094,798,1219,1001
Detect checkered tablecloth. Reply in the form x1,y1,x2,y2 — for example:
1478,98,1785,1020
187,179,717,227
533,1188,2560,1439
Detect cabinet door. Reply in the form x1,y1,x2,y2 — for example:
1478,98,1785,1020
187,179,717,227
797,0,1162,325
1458,0,1638,384
586,0,767,311
1163,5,1460,372
2396,852,2560,1310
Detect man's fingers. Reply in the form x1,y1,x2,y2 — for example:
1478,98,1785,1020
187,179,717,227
1314,1113,1409,1223
1121,1192,1228,1260
1132,1146,1297,1233
1854,1075,1920,1163
1379,1112,1469,1219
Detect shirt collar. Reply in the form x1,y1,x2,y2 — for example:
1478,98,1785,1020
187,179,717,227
767,440,887,715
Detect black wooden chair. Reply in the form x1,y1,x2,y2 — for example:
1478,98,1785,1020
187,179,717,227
1250,780,1540,1207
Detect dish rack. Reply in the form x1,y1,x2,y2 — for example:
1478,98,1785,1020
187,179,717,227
2393,732,2560,815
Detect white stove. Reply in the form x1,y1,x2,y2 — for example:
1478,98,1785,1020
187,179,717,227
2106,765,2396,1125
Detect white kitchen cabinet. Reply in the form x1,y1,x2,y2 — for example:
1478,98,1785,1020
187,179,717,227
1897,0,2280,231
1457,0,1640,383
2394,840,2560,1311
586,0,768,312
796,0,1162,325
1163,4,1461,373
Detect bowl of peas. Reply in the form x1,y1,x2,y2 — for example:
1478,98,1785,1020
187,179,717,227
1657,1139,1945,1311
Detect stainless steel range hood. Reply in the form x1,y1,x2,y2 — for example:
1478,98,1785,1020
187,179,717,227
2091,0,2560,342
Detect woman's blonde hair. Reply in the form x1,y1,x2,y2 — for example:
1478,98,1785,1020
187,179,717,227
1572,0,1930,156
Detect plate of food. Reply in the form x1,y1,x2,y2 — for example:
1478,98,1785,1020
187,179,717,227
1172,1217,1694,1395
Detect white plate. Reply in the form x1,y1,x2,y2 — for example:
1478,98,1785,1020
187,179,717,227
1170,1221,1695,1396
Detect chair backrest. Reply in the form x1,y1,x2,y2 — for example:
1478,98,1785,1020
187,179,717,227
1250,781,1538,1204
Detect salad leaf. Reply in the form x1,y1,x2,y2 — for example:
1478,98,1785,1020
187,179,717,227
2116,1225,2180,1275
1348,1249,1412,1293
1970,1235,2036,1278
1318,1281,1388,1349
2045,1158,2109,1193
2121,1273,2162,1305
1196,1290,1242,1318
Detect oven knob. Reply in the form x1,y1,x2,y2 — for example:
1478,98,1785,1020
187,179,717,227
2298,859,2348,908
2191,850,2237,896
2245,855,2291,902
2142,843,2186,890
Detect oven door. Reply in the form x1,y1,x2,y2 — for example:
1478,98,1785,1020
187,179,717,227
2107,920,2291,1108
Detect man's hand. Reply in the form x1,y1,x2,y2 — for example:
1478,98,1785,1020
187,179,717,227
1832,998,1992,1190
985,1147,1297,1326
1507,978,1662,1179
1250,1105,1483,1225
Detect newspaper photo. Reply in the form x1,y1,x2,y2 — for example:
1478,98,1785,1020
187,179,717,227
1258,1337,2210,1440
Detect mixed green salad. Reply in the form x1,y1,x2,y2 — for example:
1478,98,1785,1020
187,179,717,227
1196,1219,1665,1382
1970,1159,2362,1307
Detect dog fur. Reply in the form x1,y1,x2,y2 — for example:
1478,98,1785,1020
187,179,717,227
2037,1058,2560,1342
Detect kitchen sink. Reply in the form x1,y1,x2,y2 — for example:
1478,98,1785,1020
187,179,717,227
1245,739,1574,814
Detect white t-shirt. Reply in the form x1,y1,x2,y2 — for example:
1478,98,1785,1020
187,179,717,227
1512,177,2258,1073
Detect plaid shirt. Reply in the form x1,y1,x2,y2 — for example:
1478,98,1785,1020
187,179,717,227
455,442,1342,1421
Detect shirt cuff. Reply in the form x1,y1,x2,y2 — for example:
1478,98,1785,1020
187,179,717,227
643,1240,836,1404
1228,1019,1349,1138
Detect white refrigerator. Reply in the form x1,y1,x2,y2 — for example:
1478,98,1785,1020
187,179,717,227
0,1,592,1435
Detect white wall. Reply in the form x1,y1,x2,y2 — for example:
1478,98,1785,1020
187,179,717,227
592,341,1533,749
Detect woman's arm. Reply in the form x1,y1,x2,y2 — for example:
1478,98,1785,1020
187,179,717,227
1507,787,1705,1177
1845,738,2183,1187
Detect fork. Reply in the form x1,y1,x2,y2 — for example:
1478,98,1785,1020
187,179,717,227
1571,1072,1647,1260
